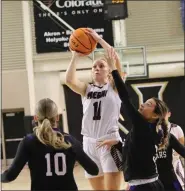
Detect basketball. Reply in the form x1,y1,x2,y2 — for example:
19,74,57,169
69,28,97,55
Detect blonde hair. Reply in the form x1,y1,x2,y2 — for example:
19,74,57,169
33,98,71,149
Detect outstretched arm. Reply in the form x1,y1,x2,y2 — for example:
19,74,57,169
68,136,99,176
73,144,99,175
170,134,185,158
176,125,184,145
1,137,29,182
107,47,146,126
86,28,123,77
65,51,87,96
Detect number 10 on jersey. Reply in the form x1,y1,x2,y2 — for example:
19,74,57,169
45,153,66,176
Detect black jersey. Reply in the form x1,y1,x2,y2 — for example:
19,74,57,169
112,70,161,182
156,133,185,186
1,131,99,190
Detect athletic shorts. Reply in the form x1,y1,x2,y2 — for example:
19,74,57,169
161,179,183,191
129,179,164,191
173,159,185,189
83,132,122,178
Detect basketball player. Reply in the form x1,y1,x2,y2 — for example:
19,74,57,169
166,111,185,190
1,98,99,190
65,29,125,190
156,130,185,191
107,47,168,191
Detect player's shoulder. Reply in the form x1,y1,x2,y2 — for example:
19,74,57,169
20,133,37,147
170,123,183,131
82,83,94,98
63,133,81,146
63,134,83,155
87,83,94,90
23,133,34,139
89,83,93,86
23,133,37,142
170,123,178,128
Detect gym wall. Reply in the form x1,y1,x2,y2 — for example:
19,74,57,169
2,1,30,115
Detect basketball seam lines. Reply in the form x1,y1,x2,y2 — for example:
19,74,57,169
79,29,92,50
74,49,89,54
72,34,91,51
87,34,92,50
87,32,96,49
70,43,89,54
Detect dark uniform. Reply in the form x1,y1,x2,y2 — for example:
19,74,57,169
111,70,164,191
156,133,185,191
1,131,99,190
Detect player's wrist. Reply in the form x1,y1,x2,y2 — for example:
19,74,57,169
97,37,102,43
71,54,80,63
111,69,118,74
110,64,117,71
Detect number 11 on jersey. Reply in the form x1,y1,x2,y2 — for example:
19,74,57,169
93,101,101,120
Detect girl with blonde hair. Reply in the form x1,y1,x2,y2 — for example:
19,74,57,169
1,98,98,190
65,29,125,190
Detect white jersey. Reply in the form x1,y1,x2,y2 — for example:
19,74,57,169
168,122,185,188
168,122,184,161
169,122,184,141
81,83,121,139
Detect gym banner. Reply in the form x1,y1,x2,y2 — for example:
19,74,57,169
33,0,114,53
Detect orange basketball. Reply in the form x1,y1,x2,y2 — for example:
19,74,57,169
69,28,97,55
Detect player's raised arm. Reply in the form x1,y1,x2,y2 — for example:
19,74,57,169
106,47,145,125
65,51,87,96
170,134,185,158
86,28,123,77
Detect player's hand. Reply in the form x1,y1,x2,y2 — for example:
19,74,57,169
96,139,119,150
125,183,130,191
106,47,117,71
85,28,101,42
70,48,85,58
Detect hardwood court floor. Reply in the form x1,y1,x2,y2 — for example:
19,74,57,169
2,165,127,190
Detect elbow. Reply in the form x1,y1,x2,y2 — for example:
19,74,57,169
65,73,77,87
93,165,99,175
1,173,16,183
65,71,73,85
65,76,73,86
88,163,99,176
65,76,71,85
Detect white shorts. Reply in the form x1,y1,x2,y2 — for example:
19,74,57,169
83,132,122,178
173,159,185,188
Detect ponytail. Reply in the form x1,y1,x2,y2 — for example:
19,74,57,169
33,119,71,149
157,118,169,150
